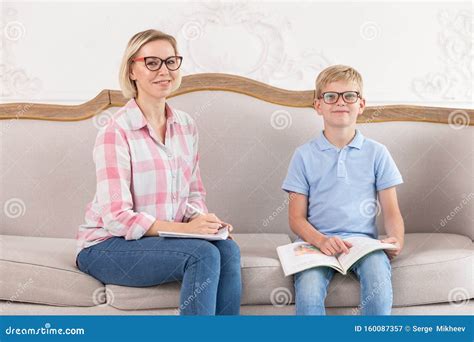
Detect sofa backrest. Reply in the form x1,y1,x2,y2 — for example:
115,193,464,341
1,75,473,240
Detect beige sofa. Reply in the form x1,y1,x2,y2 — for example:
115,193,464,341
0,74,472,315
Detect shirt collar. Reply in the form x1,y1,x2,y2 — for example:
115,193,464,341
348,129,364,149
123,98,177,131
315,129,365,151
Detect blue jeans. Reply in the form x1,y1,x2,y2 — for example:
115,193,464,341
76,236,242,315
294,250,392,315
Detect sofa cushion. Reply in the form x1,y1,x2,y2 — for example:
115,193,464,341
3,100,473,243
0,233,293,309
1,233,471,310
0,235,104,307
105,233,474,309
326,233,473,308
107,233,293,310
99,233,474,310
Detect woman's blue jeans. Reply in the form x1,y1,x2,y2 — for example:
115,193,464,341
76,236,242,315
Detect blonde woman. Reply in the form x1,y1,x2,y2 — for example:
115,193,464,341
75,29,241,315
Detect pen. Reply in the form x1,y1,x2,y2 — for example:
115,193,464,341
186,203,204,215
186,203,225,229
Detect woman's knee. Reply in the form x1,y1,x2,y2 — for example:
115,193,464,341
193,241,221,268
214,240,241,277
214,240,240,261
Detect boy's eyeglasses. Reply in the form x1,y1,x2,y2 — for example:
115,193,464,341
319,91,361,104
132,56,183,71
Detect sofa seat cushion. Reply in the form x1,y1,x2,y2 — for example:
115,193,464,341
0,233,293,309
109,233,472,309
2,233,470,310
325,233,473,308
107,233,293,310
0,235,104,307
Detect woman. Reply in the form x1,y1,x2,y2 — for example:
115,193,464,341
75,29,242,315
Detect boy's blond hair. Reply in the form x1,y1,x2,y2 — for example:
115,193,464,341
315,65,364,99
119,29,180,99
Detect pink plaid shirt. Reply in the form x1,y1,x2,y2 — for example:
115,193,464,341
76,99,208,253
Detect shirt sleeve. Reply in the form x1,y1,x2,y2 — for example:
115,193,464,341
281,149,310,196
183,124,208,221
93,126,155,240
375,145,404,191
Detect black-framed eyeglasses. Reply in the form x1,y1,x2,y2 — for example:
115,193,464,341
132,56,183,71
319,91,361,104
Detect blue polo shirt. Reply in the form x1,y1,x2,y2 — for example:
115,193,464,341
282,130,403,239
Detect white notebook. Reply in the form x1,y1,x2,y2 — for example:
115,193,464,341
158,226,229,241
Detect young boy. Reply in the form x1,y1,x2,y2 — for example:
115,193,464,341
282,65,404,315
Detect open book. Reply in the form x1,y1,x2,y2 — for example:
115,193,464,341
157,226,229,241
277,236,397,276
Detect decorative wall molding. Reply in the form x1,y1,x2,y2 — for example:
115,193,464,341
0,6,43,99
412,9,472,102
175,2,330,86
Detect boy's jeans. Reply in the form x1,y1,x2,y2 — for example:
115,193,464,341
294,250,392,315
77,236,242,315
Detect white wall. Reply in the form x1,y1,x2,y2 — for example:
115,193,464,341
0,0,472,108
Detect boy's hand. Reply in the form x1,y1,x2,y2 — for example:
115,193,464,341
380,236,402,259
318,236,353,256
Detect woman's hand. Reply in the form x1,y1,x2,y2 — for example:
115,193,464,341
209,215,233,239
317,236,353,256
225,223,234,240
186,213,225,235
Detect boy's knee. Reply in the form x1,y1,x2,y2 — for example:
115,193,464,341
360,250,391,273
357,251,392,290
295,268,332,293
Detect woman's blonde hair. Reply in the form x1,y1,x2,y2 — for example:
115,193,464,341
119,29,180,99
315,65,364,99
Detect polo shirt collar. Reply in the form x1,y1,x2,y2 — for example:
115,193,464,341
348,129,364,149
123,98,177,131
316,129,365,151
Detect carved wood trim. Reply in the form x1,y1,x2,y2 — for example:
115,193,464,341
1,73,472,125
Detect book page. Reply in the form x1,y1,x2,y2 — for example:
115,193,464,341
277,242,343,277
336,236,397,272
157,226,229,241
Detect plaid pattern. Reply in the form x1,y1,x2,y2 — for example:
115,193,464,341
76,99,207,253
